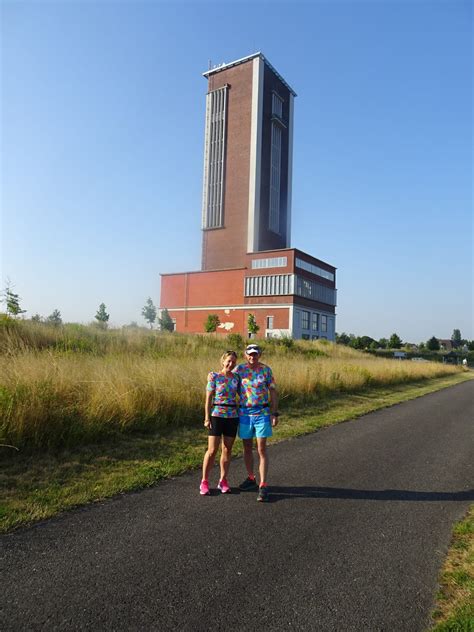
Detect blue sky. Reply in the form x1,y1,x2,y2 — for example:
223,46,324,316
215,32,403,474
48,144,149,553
1,0,472,341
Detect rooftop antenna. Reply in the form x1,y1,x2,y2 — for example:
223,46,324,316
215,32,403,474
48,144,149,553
208,59,212,71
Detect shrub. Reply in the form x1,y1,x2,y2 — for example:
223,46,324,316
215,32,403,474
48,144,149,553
226,333,244,350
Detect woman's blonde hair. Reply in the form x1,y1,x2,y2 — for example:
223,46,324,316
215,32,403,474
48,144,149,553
220,350,237,366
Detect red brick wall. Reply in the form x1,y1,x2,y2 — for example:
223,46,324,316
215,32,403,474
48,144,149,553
160,269,245,308
166,306,290,337
202,61,254,271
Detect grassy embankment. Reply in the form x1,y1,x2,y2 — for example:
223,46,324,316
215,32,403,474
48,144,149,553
430,506,474,631
0,318,471,533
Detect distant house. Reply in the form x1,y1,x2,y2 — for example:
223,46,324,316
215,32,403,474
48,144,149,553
443,351,459,365
438,339,453,351
394,351,407,360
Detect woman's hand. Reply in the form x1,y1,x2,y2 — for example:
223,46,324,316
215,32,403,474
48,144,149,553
204,418,211,429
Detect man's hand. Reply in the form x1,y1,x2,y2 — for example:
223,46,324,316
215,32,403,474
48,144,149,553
271,414,279,427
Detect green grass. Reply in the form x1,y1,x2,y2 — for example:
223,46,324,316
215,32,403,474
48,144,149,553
430,506,474,631
1,371,471,533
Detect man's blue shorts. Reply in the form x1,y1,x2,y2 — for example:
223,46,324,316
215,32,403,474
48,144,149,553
238,413,272,439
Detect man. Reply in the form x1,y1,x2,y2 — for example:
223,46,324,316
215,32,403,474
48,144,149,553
234,343,279,502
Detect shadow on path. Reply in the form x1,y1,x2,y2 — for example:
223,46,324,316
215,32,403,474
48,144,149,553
262,486,474,503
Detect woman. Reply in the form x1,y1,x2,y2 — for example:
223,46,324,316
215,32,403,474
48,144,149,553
200,350,240,495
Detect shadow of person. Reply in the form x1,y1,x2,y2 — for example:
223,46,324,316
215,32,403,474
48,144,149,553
266,486,474,503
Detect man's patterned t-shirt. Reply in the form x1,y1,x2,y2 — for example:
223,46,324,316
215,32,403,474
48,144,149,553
234,363,276,415
206,372,240,418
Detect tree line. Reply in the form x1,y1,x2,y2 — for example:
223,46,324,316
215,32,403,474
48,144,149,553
336,329,474,351
2,282,472,348
0,281,172,330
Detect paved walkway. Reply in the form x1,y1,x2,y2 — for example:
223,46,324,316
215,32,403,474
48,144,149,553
2,380,473,631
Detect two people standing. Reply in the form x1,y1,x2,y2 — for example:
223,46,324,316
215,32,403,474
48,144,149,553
200,343,279,502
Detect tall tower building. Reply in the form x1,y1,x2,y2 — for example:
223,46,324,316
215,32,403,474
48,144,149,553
201,53,295,270
160,53,338,341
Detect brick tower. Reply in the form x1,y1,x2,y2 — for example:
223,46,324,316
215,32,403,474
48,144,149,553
201,53,295,270
160,53,338,341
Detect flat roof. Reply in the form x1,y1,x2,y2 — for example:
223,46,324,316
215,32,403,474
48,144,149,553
246,247,337,270
203,52,297,97
160,267,246,277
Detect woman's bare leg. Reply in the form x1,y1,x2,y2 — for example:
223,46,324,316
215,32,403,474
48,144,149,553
202,436,220,481
220,436,235,480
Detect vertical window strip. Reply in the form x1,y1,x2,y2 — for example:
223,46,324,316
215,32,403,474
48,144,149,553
269,122,282,233
202,87,227,229
272,93,283,118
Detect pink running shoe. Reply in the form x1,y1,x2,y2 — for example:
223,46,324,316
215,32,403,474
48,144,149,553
199,480,210,495
217,479,231,494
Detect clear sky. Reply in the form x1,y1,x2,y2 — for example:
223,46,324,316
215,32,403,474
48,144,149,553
1,0,472,342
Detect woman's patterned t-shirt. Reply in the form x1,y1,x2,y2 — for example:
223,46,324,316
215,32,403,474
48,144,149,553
206,372,240,418
234,363,276,415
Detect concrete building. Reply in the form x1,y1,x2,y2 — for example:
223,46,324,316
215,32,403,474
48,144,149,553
160,53,337,340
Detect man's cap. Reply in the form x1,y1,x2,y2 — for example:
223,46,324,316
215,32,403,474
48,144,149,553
245,344,261,355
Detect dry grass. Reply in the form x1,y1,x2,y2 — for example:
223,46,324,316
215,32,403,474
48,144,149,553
0,319,462,450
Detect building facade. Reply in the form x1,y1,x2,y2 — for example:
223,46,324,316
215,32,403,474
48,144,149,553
160,53,337,340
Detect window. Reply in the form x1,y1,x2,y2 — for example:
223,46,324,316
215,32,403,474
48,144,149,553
171,319,176,332
321,315,327,332
269,122,282,233
295,276,337,306
301,311,310,330
272,92,284,118
312,313,319,330
251,256,287,270
266,316,274,330
295,258,334,282
202,86,228,229
312,335,319,341
302,334,310,340
244,274,294,297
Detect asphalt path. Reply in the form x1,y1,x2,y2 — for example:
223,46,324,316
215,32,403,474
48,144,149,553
2,380,473,631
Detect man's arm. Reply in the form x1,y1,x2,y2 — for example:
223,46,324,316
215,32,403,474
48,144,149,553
270,388,279,427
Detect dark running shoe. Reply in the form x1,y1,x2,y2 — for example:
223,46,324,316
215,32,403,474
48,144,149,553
257,486,270,502
239,477,258,491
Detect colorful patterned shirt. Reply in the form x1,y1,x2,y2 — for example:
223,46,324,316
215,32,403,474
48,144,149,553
206,372,240,418
234,363,276,415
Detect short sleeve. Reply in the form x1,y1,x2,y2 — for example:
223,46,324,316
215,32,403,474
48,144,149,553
206,372,216,392
266,367,276,389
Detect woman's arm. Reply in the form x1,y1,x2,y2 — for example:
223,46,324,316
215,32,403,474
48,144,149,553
204,390,214,428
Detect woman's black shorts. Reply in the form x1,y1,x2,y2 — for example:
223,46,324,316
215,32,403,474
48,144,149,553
209,416,239,438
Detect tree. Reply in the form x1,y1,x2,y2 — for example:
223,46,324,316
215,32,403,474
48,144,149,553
46,309,62,326
426,336,440,351
389,333,402,349
142,297,157,329
247,313,260,336
378,338,389,349
359,336,375,349
349,336,363,349
31,313,43,323
159,308,174,332
95,303,110,328
369,340,379,350
1,282,26,317
468,340,474,351
418,342,426,350
336,332,350,345
451,329,462,348
204,314,220,333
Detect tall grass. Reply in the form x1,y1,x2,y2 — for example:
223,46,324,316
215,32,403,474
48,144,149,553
0,318,461,450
